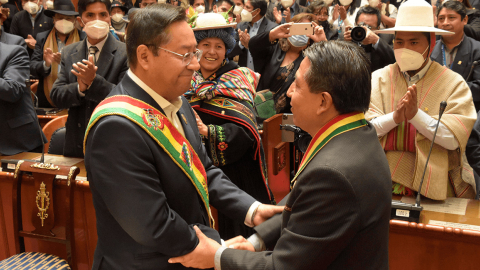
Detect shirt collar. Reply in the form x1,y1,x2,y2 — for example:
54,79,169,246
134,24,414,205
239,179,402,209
402,58,432,83
127,69,183,113
86,34,108,55
441,34,465,52
252,16,264,28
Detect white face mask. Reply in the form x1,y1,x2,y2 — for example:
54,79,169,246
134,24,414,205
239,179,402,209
195,5,205,13
0,0,8,4
233,5,243,15
55,19,74,34
241,8,257,22
281,0,293,8
24,2,39,15
394,46,429,72
46,0,54,9
111,13,124,23
339,0,353,6
82,19,110,40
369,0,380,8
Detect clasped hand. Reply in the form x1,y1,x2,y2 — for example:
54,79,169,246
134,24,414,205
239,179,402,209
393,84,418,124
71,54,98,92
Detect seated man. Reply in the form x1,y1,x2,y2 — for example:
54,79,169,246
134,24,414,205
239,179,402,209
10,0,54,56
0,6,26,49
30,0,85,108
169,40,392,270
50,0,128,157
84,5,283,269
368,0,477,199
228,0,277,71
0,43,45,155
344,6,395,72
432,0,480,112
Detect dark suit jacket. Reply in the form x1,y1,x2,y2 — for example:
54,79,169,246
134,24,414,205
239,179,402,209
30,29,86,108
228,17,277,70
0,3,19,33
265,0,305,24
431,36,480,112
0,29,27,50
9,8,54,57
221,123,392,270
84,73,256,270
369,37,395,72
0,43,45,155
50,33,128,157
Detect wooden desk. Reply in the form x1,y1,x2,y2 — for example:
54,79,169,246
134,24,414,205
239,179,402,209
1,153,480,269
38,109,68,128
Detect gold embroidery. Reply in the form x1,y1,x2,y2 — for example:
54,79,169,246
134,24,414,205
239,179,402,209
35,182,50,227
30,163,60,170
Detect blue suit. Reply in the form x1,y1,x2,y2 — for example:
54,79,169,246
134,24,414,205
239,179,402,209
0,43,45,155
0,30,27,50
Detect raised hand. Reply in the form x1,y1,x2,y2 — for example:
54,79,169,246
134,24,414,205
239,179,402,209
307,21,327,43
71,54,98,91
44,48,54,67
273,6,283,24
269,22,293,42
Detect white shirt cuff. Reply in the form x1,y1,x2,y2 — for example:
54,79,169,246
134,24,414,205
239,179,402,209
372,36,380,50
247,233,265,252
370,112,398,137
214,246,227,270
239,41,244,50
244,201,261,227
43,61,51,72
409,109,459,150
77,84,85,97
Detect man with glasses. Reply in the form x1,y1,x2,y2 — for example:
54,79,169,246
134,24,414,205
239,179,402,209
83,4,283,269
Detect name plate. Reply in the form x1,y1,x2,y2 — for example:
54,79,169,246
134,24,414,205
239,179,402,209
396,209,410,217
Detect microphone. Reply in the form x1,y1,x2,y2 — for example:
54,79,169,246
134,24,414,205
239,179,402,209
391,101,448,223
466,61,478,82
1,80,46,172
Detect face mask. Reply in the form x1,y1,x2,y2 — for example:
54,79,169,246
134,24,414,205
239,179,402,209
369,0,380,7
394,46,429,72
339,0,353,6
111,13,124,23
195,5,205,13
233,5,243,15
323,0,333,5
0,0,7,4
55,19,74,34
24,2,39,15
288,35,309,47
82,19,110,40
241,8,257,22
281,0,293,8
46,0,54,9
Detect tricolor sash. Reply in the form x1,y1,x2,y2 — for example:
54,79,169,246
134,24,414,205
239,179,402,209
291,112,368,188
84,95,214,228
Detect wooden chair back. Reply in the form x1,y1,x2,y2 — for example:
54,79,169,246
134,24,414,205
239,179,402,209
42,115,68,153
11,160,80,268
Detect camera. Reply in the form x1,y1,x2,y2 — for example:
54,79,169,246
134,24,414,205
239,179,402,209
350,22,371,43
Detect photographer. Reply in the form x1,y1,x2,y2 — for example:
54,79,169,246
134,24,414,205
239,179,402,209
344,6,394,71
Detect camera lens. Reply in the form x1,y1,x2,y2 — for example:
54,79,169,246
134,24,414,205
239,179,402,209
351,26,366,43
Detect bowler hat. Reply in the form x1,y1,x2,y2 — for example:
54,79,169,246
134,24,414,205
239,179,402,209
44,0,79,17
111,1,129,13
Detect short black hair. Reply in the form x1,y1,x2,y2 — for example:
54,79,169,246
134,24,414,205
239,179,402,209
78,0,112,16
355,6,381,28
438,0,467,21
126,4,186,68
249,0,268,16
303,41,371,114
218,0,234,8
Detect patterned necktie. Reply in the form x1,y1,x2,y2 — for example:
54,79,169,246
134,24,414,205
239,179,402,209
88,46,99,65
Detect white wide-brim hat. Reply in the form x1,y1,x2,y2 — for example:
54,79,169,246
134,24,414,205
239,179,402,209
375,0,453,35
192,13,236,31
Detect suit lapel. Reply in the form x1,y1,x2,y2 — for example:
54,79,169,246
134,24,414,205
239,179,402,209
258,17,268,34
452,38,470,78
70,40,87,82
178,103,198,146
96,34,115,79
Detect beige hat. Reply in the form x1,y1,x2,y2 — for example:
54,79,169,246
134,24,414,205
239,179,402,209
375,0,453,35
192,13,237,31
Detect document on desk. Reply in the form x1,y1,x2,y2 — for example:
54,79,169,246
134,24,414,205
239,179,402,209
429,220,480,231
401,196,469,216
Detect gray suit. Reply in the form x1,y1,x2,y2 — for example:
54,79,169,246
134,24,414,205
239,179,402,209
50,33,128,157
0,30,27,50
0,43,45,155
220,122,392,270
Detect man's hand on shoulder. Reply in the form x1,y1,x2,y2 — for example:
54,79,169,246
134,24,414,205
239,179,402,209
168,226,220,268
252,204,284,226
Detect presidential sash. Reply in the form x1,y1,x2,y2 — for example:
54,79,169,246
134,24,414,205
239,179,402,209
291,112,368,188
84,95,214,228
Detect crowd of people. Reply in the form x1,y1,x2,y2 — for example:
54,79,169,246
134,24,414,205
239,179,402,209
1,0,480,268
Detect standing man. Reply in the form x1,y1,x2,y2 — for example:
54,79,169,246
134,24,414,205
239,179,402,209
30,0,86,108
50,0,128,157
10,0,54,56
369,0,477,199
432,0,480,112
229,0,276,71
169,40,392,270
84,5,283,269
0,43,46,155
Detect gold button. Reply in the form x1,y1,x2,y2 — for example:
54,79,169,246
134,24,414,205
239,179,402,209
39,24,42,27
458,61,462,65
425,107,428,112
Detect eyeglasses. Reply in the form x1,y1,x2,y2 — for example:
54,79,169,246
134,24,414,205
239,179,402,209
158,47,203,66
